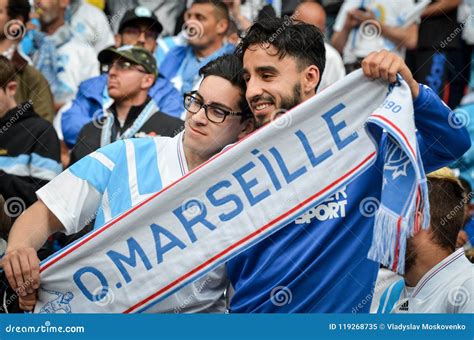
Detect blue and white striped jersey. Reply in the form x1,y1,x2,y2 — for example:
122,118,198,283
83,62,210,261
38,133,188,234
37,132,228,313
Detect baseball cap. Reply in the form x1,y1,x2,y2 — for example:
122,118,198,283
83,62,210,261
118,6,163,35
98,45,157,76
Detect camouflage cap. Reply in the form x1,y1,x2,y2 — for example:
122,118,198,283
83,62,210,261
98,45,157,76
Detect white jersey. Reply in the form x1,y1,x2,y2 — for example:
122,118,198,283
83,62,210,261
333,0,416,63
379,248,474,313
37,132,228,313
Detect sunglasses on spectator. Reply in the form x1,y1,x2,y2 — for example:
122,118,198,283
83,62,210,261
183,91,243,124
101,60,147,74
121,27,159,41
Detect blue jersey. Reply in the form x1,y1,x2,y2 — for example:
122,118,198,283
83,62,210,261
227,85,471,313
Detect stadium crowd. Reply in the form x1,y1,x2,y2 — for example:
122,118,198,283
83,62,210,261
0,0,472,314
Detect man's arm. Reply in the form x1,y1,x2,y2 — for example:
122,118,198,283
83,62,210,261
1,200,64,310
331,8,358,55
380,23,418,50
361,50,471,171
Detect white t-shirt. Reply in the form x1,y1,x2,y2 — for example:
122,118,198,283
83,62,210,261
333,0,416,63
380,248,474,313
319,42,346,92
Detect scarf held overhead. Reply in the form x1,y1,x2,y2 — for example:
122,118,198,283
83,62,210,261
34,70,429,313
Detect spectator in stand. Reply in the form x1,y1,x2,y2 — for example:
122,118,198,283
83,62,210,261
0,56,61,212
23,0,99,108
0,0,55,122
160,0,234,96
69,46,183,164
406,0,462,99
295,1,346,91
69,0,115,54
378,173,473,313
59,6,183,150
332,0,418,73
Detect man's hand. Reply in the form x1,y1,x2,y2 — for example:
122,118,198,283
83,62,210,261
1,247,40,304
19,292,37,311
350,8,376,24
343,10,360,30
361,50,420,99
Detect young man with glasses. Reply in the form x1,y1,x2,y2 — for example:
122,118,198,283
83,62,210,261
1,54,254,313
60,6,183,151
69,45,184,164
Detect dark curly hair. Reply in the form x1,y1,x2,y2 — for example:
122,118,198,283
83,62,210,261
236,17,326,92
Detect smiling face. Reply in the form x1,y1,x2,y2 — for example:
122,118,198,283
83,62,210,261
183,75,250,162
243,44,309,126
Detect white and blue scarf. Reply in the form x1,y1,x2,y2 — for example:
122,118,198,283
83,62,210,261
34,70,429,313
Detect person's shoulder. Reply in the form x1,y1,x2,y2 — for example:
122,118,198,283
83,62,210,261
78,74,107,93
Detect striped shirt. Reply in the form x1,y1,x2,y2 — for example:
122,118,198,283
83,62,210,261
37,132,228,313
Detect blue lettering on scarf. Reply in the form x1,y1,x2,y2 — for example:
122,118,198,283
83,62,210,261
106,237,153,284
322,103,358,150
150,223,187,264
173,199,217,243
233,161,271,206
295,129,333,167
269,147,307,184
73,266,110,302
206,180,244,221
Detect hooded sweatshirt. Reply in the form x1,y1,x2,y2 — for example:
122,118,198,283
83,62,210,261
0,102,62,207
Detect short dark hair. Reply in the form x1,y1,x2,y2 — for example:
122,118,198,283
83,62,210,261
0,56,17,90
199,54,252,121
236,17,326,91
427,177,466,252
6,0,30,23
192,0,230,22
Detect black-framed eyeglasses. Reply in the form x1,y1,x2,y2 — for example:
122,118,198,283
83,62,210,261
183,91,243,124
121,27,159,41
101,60,147,74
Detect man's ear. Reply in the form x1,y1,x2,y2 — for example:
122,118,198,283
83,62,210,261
216,18,229,36
141,74,155,89
302,65,320,96
237,117,255,139
5,81,17,97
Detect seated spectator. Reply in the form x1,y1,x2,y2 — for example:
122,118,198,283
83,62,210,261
160,0,235,95
331,0,418,72
0,0,55,122
378,172,473,313
23,0,99,107
69,0,115,53
295,2,346,91
0,56,61,210
70,46,184,164
60,6,183,149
